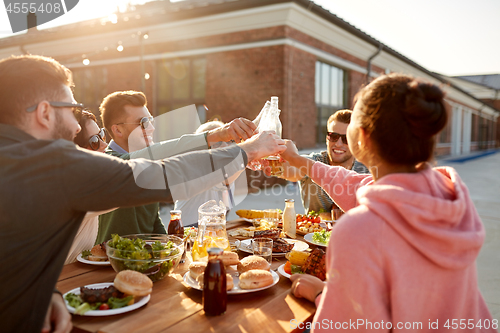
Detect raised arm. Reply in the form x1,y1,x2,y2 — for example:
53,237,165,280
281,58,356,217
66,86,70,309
129,133,208,160
206,117,257,145
130,118,258,161
281,140,372,212
279,161,307,182
65,131,285,212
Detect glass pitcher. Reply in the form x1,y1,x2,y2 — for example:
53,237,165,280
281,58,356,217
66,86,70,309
192,200,230,261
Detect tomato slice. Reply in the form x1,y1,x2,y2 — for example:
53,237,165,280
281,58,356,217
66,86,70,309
284,261,292,274
99,303,110,310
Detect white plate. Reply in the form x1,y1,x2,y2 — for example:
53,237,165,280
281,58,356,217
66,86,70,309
303,233,328,247
63,282,150,316
183,270,279,294
238,239,308,256
76,253,111,266
277,264,291,279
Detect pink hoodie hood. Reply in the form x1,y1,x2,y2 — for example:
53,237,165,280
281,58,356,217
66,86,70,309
356,164,485,270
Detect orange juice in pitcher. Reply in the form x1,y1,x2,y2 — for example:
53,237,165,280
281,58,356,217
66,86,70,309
193,200,230,261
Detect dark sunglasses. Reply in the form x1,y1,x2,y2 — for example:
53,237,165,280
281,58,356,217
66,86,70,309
116,116,154,130
327,132,348,144
26,101,85,118
88,128,106,151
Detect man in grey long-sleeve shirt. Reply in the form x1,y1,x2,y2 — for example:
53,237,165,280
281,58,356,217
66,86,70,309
0,54,286,333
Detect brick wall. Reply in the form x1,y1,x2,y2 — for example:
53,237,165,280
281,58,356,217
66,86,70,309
282,45,317,148
347,71,366,108
205,46,285,123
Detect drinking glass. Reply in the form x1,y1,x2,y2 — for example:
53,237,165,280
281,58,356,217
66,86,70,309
265,156,284,177
264,209,280,228
252,238,273,264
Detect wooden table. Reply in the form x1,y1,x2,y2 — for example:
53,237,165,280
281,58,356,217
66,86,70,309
57,220,316,333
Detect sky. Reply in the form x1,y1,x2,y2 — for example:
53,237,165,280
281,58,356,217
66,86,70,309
0,0,499,76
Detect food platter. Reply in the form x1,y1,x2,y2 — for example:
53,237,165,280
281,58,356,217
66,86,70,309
183,270,279,294
277,264,291,279
76,253,111,266
303,233,328,247
296,222,327,235
63,282,150,316
237,239,308,256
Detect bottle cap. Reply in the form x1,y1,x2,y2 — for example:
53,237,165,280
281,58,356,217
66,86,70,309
285,199,294,203
207,247,224,256
170,210,182,214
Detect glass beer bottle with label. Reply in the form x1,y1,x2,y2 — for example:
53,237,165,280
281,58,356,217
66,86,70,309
248,96,283,176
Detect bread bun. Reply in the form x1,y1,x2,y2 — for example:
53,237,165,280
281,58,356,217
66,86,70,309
226,274,234,290
221,251,239,266
239,270,274,289
189,261,207,280
237,255,270,274
88,243,108,261
196,272,233,290
114,270,152,296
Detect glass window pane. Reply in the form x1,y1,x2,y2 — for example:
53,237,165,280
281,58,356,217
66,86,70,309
315,61,321,104
157,62,171,101
192,58,206,100
317,106,332,143
321,63,330,106
330,67,338,106
172,59,190,100
330,66,344,107
157,105,170,115
197,104,207,123
337,68,344,106
471,114,476,142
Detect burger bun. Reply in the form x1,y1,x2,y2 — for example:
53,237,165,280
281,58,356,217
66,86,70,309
221,251,239,266
88,243,108,261
114,270,153,296
237,255,270,274
189,261,207,280
196,273,233,290
239,270,274,290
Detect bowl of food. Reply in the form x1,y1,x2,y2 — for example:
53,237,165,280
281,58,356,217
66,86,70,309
106,234,184,282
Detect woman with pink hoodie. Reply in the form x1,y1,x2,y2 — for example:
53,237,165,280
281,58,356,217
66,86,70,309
281,73,496,332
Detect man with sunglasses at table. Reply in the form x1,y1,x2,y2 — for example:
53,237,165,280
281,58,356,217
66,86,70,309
95,90,257,243
279,110,368,219
0,54,286,333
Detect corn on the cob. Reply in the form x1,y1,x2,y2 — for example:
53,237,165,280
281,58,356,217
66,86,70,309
286,250,310,266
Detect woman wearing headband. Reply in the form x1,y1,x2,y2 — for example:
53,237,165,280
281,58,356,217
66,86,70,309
281,73,494,331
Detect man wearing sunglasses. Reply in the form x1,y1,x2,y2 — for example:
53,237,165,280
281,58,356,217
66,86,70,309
96,90,264,244
280,110,368,219
0,55,286,333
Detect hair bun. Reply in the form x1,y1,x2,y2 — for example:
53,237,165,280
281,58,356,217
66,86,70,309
403,80,447,138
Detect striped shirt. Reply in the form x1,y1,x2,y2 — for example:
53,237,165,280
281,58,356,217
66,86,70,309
299,151,368,214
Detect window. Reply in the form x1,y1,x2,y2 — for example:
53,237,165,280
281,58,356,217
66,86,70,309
315,61,346,143
439,120,450,144
72,67,108,123
471,113,477,142
156,57,206,118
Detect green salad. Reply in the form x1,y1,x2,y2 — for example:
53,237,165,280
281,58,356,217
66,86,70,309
106,234,180,282
312,229,332,245
184,227,197,239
